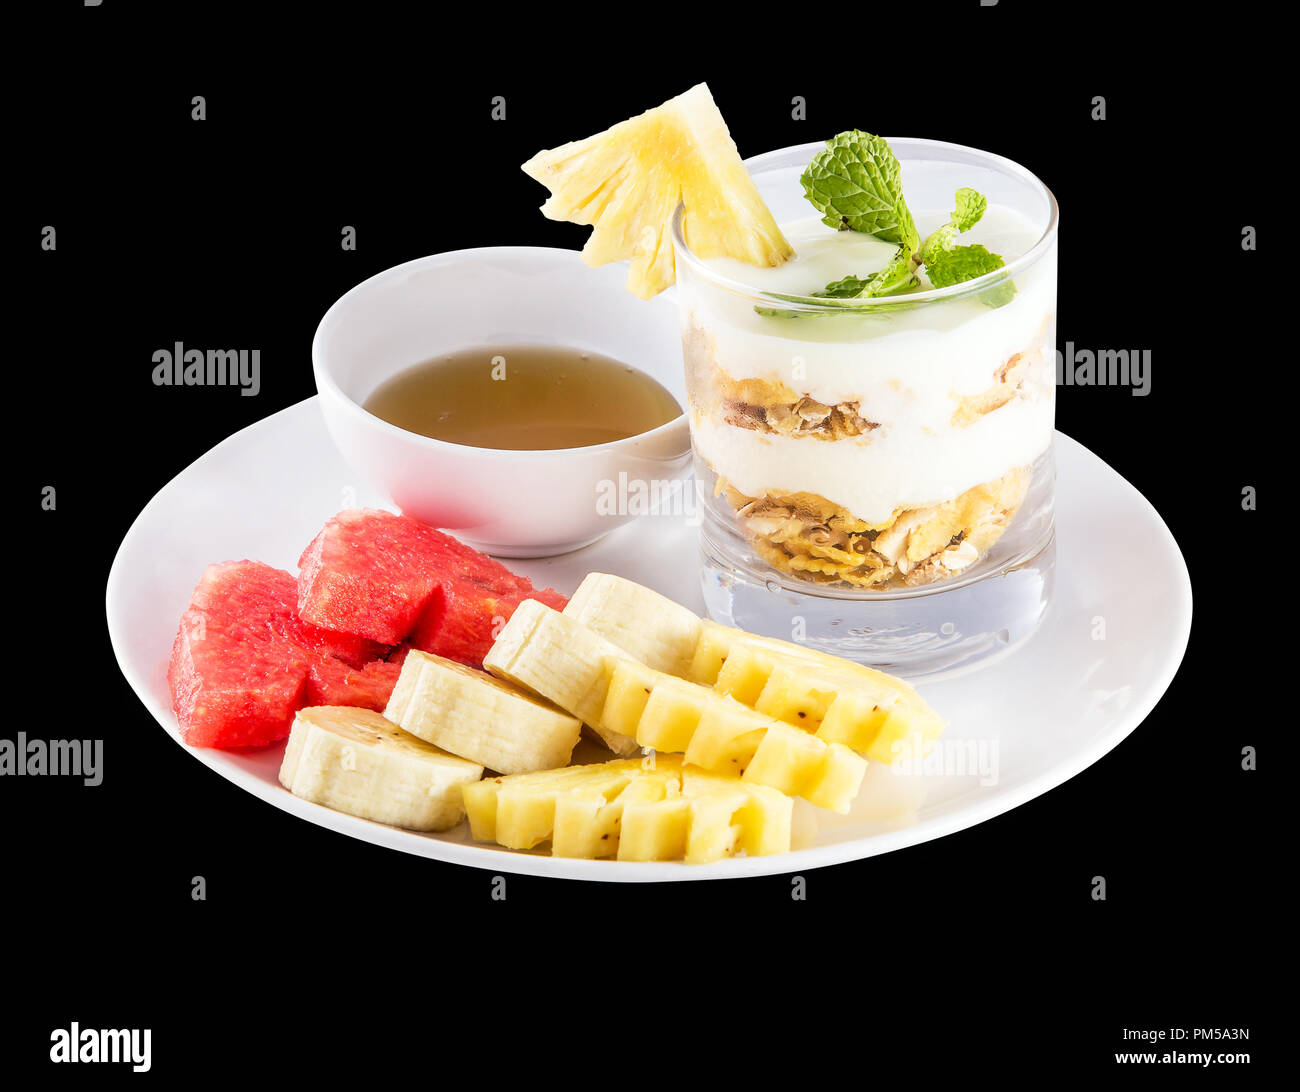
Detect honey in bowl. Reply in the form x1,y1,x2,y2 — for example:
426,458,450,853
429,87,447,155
363,345,682,451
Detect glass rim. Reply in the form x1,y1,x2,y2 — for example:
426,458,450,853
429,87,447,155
670,136,1059,311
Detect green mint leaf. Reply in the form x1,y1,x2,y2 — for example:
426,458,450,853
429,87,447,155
978,278,1017,308
924,244,1005,287
800,131,919,251
919,224,958,267
920,187,989,265
925,244,1017,307
819,275,871,299
951,187,987,233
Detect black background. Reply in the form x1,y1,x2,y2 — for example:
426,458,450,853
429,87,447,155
8,0,1278,1079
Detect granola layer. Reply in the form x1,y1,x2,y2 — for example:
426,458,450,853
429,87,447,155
721,467,1030,589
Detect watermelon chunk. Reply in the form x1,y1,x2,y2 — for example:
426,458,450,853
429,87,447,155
297,510,460,644
168,621,309,749
305,657,403,711
295,623,385,670
411,579,568,668
297,509,568,667
168,560,394,749
169,512,570,748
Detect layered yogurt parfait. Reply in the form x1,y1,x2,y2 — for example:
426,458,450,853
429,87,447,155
675,137,1057,595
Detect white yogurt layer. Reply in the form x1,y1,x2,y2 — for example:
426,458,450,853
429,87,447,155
682,207,1057,523
691,209,1052,412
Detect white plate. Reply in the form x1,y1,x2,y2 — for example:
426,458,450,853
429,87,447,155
106,398,1191,882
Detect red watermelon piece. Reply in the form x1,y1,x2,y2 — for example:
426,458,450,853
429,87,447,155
169,512,570,748
411,579,568,668
385,643,415,669
168,562,312,747
305,657,403,711
295,622,384,670
297,509,568,668
297,510,453,644
168,560,395,749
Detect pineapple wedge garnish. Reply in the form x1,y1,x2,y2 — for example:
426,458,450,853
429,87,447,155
565,573,945,765
462,755,791,863
522,83,794,299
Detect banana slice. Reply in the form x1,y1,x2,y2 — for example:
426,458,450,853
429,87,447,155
563,572,703,677
483,599,639,756
279,706,483,831
384,650,581,775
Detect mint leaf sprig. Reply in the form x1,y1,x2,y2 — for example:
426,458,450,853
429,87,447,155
789,132,1016,310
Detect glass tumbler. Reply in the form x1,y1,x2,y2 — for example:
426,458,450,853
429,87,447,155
672,138,1059,676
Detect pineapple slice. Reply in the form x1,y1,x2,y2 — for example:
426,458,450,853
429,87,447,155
695,621,924,704
564,574,944,766
522,83,794,299
722,643,944,765
602,659,867,813
485,600,865,812
462,755,791,864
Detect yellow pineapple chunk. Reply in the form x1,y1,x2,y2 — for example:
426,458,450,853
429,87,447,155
603,662,705,752
753,666,841,730
683,700,769,776
698,631,942,767
498,765,629,850
819,691,945,764
617,778,690,862
682,769,791,863
552,792,626,859
601,659,867,813
599,658,659,738
744,727,865,813
522,84,793,299
635,678,714,753
462,755,792,863
713,641,777,707
687,620,739,686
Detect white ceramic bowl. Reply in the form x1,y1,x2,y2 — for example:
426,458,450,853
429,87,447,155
312,248,690,557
